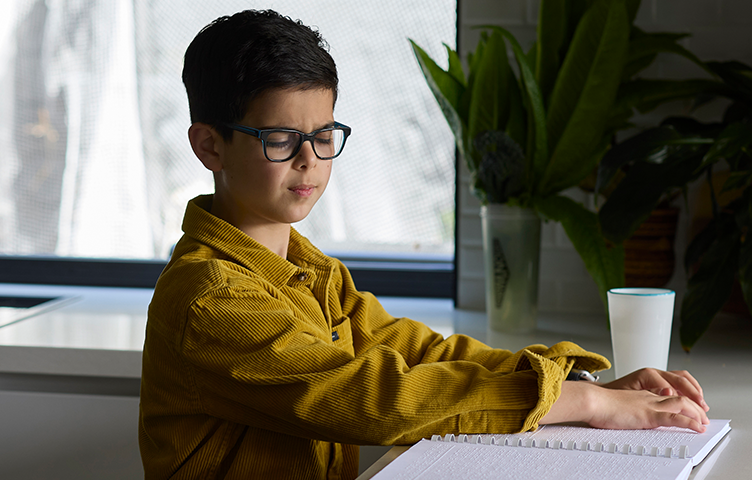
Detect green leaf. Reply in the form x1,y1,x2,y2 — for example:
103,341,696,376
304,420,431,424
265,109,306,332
625,0,642,24
707,61,752,100
596,126,682,196
536,0,567,103
605,102,637,132
614,79,728,114
722,171,752,193
477,25,549,193
562,0,596,56
506,74,527,151
701,122,752,171
599,145,706,243
546,0,625,151
621,53,657,81
624,32,713,79
444,43,466,87
620,29,687,81
680,218,740,351
527,41,538,74
409,39,467,161
409,40,463,111
467,30,511,170
459,38,487,126
539,0,630,197
684,215,721,273
534,195,624,310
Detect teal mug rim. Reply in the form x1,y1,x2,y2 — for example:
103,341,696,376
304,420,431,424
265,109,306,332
608,288,675,297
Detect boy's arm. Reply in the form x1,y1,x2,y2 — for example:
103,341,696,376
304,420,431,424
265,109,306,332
173,288,605,446
335,259,603,373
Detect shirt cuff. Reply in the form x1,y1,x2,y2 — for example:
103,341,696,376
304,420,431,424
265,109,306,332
517,341,610,432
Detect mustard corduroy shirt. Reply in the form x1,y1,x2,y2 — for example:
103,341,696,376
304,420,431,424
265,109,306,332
138,195,610,479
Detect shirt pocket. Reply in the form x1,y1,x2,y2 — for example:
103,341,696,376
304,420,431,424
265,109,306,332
331,316,354,356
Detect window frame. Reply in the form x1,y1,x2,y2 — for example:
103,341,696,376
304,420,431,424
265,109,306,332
0,254,455,299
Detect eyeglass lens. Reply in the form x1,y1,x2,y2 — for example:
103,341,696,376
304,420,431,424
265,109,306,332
265,129,346,161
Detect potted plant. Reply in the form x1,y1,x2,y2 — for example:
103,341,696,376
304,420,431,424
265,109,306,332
596,60,752,351
410,0,702,331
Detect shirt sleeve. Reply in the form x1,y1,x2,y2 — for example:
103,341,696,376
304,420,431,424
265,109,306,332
179,282,610,447
335,258,609,375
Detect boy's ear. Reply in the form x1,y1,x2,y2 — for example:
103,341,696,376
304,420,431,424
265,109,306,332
188,123,224,172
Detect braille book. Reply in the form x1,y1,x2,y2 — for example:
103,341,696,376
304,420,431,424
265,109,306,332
371,419,731,480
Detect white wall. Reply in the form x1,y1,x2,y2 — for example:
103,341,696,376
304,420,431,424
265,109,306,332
456,0,752,313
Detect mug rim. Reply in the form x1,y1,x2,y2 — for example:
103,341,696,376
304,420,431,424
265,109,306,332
608,288,675,296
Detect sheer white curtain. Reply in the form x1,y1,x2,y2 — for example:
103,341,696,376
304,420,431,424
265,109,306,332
0,0,456,260
1,0,153,257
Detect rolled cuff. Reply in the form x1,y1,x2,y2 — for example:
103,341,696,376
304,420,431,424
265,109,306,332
518,342,611,432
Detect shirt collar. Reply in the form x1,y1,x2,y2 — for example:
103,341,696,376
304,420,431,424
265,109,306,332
181,195,334,289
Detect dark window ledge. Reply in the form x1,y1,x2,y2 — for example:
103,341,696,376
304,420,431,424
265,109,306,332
0,255,455,300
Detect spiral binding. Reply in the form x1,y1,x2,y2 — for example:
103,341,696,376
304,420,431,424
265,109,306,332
429,434,689,460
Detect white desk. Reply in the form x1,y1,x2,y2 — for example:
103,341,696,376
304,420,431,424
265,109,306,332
0,285,749,480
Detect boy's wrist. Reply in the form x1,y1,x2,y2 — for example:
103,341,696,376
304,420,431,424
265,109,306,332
542,381,597,425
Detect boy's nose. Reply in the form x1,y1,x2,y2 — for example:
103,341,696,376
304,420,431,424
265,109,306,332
294,141,318,169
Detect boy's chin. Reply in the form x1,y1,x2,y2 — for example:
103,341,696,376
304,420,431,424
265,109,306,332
287,208,317,225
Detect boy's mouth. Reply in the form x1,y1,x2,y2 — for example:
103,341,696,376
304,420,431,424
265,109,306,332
290,185,315,197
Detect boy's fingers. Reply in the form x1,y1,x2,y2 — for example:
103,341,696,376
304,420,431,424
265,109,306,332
668,370,704,396
656,411,706,433
659,371,707,410
669,370,709,410
659,396,710,427
648,387,674,397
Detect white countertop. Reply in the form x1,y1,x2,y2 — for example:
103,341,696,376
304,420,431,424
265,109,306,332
0,284,749,479
0,284,151,378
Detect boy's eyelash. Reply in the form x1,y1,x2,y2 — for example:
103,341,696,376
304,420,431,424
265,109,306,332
267,141,293,148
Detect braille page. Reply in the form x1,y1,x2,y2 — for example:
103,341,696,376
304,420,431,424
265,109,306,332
370,439,693,480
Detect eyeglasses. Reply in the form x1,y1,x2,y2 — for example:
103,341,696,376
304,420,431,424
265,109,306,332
223,121,352,162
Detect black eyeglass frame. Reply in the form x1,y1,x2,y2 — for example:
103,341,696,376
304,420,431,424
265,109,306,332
223,121,352,162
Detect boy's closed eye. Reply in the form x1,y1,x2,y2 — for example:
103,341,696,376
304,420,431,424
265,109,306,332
314,132,334,145
265,131,298,150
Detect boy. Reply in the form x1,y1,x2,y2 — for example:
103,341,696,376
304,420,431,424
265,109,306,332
139,9,710,479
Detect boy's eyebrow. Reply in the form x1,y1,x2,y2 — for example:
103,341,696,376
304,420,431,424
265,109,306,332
255,121,336,132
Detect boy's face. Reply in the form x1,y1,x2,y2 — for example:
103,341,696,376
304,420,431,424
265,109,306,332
212,87,335,230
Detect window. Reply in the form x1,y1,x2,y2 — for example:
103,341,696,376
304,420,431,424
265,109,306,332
0,0,457,297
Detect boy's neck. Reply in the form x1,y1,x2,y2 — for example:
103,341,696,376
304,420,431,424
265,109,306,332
242,223,291,259
209,198,291,259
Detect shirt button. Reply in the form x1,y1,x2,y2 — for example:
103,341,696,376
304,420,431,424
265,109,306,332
296,273,308,282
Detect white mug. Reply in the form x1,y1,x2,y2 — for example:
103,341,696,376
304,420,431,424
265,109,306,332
607,288,676,378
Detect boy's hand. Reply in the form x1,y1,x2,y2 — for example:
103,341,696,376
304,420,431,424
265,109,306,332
540,369,710,433
584,383,710,433
601,368,709,412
